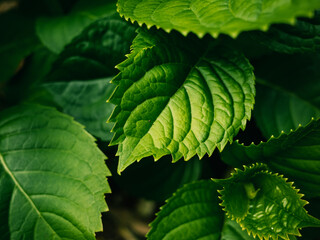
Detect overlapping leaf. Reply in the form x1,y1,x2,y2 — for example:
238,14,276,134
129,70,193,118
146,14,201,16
40,78,115,141
222,119,320,198
215,164,320,240
117,0,320,38
248,11,320,54
109,29,255,172
147,180,224,240
47,14,137,81
36,0,117,53
29,15,137,141
0,104,110,239
254,54,320,138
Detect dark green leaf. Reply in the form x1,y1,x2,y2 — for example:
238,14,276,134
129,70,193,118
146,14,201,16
254,54,320,138
222,119,320,198
147,180,224,240
47,14,137,81
247,11,320,54
31,78,116,141
36,0,116,53
0,10,40,82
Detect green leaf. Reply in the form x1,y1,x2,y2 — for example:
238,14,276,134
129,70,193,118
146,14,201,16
32,78,116,141
109,29,255,172
254,54,320,138
111,155,202,202
222,119,320,198
147,180,224,240
247,11,320,54
0,104,111,239
117,0,320,38
221,219,256,240
214,164,320,240
36,0,116,53
47,14,137,81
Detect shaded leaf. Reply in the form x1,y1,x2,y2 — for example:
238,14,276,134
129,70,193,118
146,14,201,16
109,29,255,172
254,54,320,138
147,180,224,240
30,78,116,142
221,219,256,240
222,119,320,198
47,14,137,81
0,104,111,239
112,155,202,202
36,0,116,53
248,11,320,54
0,10,40,82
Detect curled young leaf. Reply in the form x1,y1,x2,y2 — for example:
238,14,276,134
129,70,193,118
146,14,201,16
214,164,320,240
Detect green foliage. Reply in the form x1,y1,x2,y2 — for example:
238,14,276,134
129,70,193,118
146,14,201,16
1,0,320,239
117,0,320,38
0,104,110,239
109,28,255,172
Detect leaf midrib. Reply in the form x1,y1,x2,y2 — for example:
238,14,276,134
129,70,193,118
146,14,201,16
0,153,61,239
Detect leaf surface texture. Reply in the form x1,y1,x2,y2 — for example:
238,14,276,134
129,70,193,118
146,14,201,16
117,0,320,38
109,29,255,172
0,104,110,239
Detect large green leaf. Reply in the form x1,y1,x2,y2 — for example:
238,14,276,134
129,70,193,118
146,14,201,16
214,164,320,240
109,29,255,172
147,180,224,240
247,11,320,54
47,14,137,81
33,78,116,141
117,0,320,38
254,54,320,138
36,0,116,53
111,155,202,202
222,119,320,198
0,104,111,239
